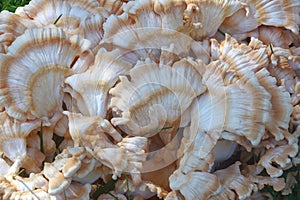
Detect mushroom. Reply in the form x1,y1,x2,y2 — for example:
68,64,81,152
23,0,108,35
0,0,300,199
220,0,300,35
100,0,193,62
0,112,41,174
65,112,147,183
97,0,125,15
0,10,36,53
64,48,131,117
43,162,71,195
258,143,298,177
0,28,91,123
179,0,245,40
109,58,205,136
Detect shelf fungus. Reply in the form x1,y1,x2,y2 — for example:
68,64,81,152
23,0,109,36
0,10,36,53
64,48,131,117
1,0,300,199
110,58,206,136
0,112,41,174
0,28,91,123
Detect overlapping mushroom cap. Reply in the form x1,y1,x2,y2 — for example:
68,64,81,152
0,0,300,199
0,28,91,123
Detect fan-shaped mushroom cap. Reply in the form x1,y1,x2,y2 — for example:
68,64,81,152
179,0,245,40
43,162,71,195
177,126,220,174
0,28,91,122
110,58,205,136
23,0,108,35
169,170,220,200
0,157,10,177
98,0,125,15
79,14,106,50
94,136,147,183
101,0,193,61
0,10,36,53
199,35,275,146
255,68,293,141
220,0,300,35
0,112,41,174
197,62,270,146
51,182,91,200
65,48,131,117
209,162,257,199
258,143,298,177
65,111,122,146
256,26,293,48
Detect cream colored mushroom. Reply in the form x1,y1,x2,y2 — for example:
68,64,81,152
220,0,300,35
0,112,41,174
23,0,108,35
64,48,131,117
258,143,298,177
43,162,71,195
0,28,91,123
65,111,122,146
169,169,220,200
101,0,193,61
0,10,36,53
65,112,147,183
98,0,125,15
179,0,245,40
110,58,205,136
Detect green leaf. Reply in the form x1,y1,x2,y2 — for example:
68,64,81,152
53,14,63,25
142,126,173,136
92,179,117,200
125,174,130,199
39,122,44,154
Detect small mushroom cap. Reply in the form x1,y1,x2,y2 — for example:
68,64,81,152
169,170,220,200
62,182,91,200
179,0,245,40
0,10,36,53
0,112,40,162
0,157,10,176
65,111,122,146
64,48,131,117
211,162,257,199
258,143,298,177
98,0,125,15
43,162,71,195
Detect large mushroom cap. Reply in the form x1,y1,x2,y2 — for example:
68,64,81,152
23,0,108,35
109,58,206,136
0,28,91,123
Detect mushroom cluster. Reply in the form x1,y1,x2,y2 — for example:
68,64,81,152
0,0,300,199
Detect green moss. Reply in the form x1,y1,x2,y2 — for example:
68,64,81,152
0,0,31,12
